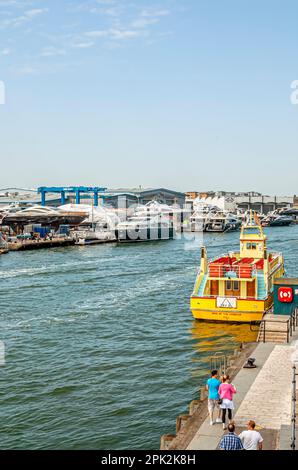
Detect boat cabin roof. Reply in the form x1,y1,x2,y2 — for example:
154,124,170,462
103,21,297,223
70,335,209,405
209,254,275,269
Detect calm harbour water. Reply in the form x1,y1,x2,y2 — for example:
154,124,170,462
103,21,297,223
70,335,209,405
0,225,297,450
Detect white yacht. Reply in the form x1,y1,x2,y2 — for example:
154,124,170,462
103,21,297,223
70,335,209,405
130,200,181,218
116,212,174,242
131,200,184,231
204,210,241,232
62,204,119,245
185,199,241,233
186,204,219,232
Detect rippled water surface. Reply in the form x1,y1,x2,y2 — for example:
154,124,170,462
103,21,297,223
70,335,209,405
0,226,297,449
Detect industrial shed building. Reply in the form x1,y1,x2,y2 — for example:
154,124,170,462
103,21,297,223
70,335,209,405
102,188,186,208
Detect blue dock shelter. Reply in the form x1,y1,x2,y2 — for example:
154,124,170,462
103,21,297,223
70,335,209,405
273,278,298,315
38,186,107,207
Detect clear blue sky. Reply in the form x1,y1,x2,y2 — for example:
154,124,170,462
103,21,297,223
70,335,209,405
0,0,297,194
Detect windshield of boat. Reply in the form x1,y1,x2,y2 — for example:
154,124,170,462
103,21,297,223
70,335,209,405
243,227,261,235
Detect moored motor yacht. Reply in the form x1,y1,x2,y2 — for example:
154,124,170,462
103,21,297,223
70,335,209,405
116,213,174,242
187,204,219,232
262,211,293,227
204,211,241,232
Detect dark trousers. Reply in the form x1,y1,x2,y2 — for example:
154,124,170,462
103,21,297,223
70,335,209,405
222,408,232,424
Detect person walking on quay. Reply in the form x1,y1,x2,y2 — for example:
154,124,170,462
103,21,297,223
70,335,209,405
219,423,243,451
239,420,263,450
206,369,222,425
219,374,236,430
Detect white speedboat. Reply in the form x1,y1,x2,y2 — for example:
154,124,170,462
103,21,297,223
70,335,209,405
74,227,116,245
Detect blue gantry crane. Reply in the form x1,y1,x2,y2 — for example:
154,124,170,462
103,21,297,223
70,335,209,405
38,186,107,206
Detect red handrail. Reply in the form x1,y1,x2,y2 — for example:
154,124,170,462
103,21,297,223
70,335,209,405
209,263,253,278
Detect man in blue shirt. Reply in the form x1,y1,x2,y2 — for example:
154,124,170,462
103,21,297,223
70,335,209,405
206,369,222,425
219,423,244,450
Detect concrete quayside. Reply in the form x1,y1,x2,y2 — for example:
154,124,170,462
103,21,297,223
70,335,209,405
161,306,298,451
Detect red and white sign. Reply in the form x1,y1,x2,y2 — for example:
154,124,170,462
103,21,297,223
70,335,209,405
278,287,293,303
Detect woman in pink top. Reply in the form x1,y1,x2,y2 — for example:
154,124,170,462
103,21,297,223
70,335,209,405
219,375,237,430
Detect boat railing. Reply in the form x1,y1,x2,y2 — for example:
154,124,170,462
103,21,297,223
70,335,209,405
269,256,281,270
204,294,259,301
269,262,284,279
209,263,254,278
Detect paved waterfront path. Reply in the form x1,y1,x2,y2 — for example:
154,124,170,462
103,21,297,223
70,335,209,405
187,343,275,450
187,336,298,450
234,344,294,430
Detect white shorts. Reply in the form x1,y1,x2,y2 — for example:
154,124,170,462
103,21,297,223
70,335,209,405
220,398,234,410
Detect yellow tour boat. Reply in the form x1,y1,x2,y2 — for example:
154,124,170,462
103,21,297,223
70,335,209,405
190,213,285,323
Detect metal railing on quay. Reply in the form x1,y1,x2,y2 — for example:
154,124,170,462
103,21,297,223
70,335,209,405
250,308,298,344
210,353,229,376
291,364,297,450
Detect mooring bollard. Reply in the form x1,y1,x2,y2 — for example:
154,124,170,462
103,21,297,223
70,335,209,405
199,386,207,401
189,399,200,416
176,415,191,433
160,434,176,450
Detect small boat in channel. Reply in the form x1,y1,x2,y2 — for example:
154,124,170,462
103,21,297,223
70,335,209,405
190,212,285,323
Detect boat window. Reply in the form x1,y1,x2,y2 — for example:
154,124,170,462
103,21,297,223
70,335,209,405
243,227,261,235
246,242,257,250
226,281,232,291
233,281,240,291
